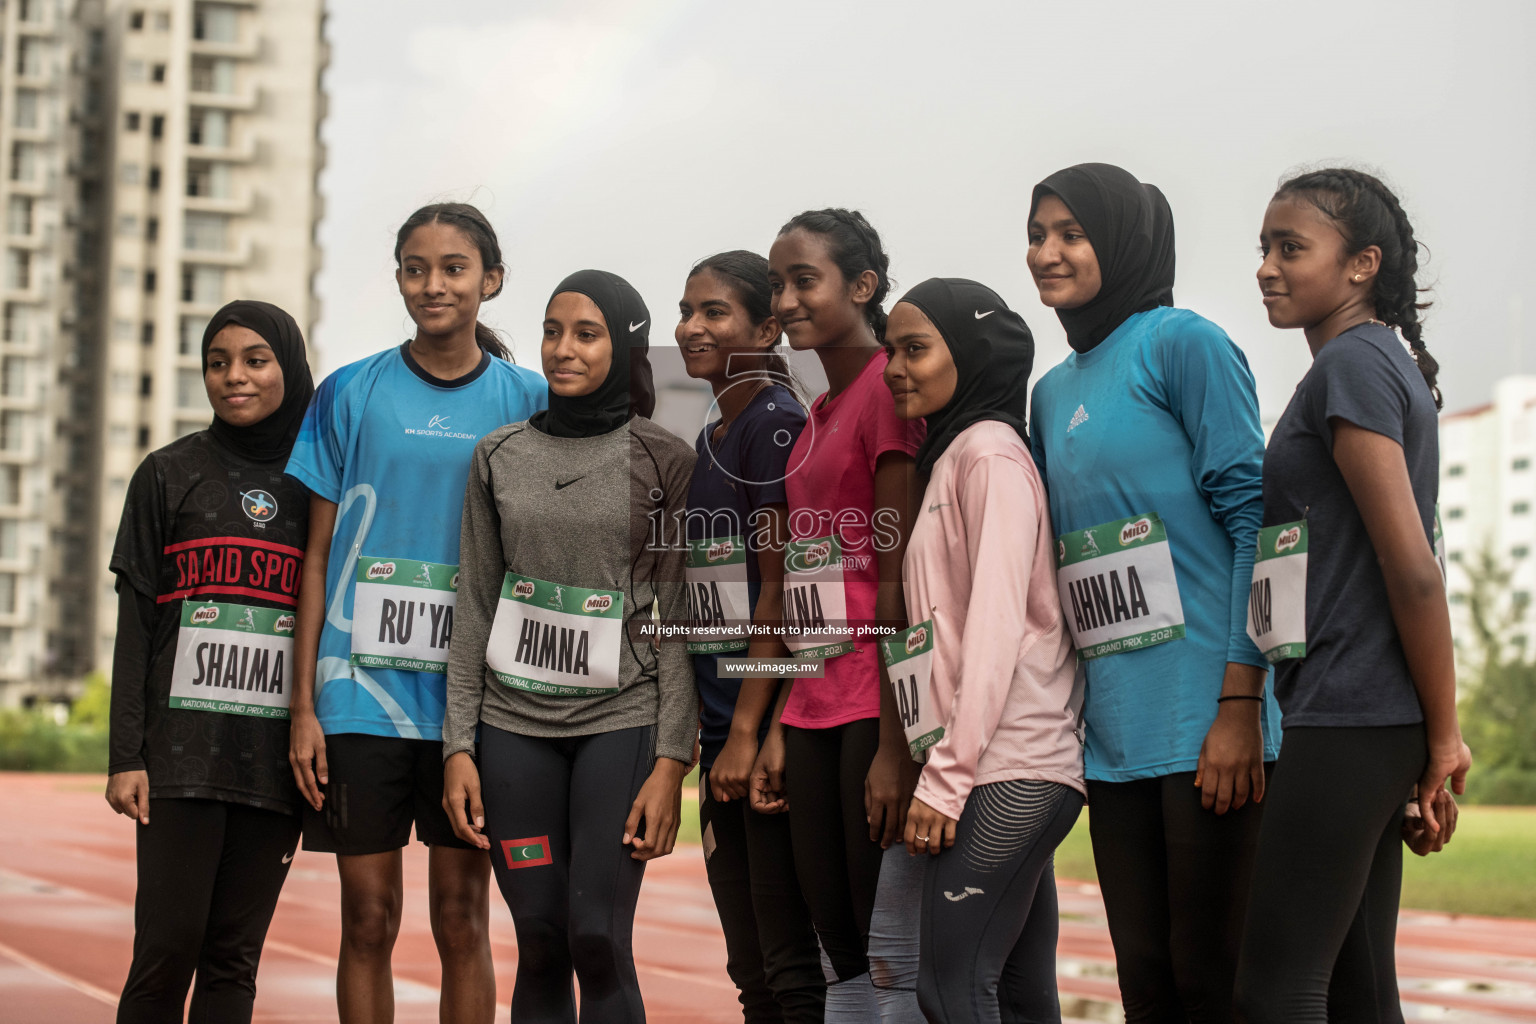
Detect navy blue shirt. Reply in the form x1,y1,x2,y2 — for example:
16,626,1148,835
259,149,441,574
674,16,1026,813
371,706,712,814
687,385,806,767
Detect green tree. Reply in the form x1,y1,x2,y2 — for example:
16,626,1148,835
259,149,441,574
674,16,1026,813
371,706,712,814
1456,547,1536,804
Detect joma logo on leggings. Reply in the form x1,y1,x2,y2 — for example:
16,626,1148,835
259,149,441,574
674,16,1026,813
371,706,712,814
502,836,553,869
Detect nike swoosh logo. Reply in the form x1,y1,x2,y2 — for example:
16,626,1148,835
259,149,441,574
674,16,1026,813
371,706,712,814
928,502,951,513
974,310,995,319
281,851,294,864
629,320,647,333
555,477,585,490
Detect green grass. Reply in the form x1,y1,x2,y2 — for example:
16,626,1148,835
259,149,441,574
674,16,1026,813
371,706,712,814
678,767,702,845
1049,806,1536,919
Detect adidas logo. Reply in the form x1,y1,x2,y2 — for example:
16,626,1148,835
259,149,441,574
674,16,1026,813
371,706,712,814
1067,405,1089,432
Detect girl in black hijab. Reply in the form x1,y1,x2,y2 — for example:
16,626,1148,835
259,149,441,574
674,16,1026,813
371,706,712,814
1025,164,1279,1023
107,300,314,1023
883,279,1085,1022
443,270,697,1023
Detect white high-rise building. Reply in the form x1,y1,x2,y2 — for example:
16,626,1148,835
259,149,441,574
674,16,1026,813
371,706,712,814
1439,376,1536,661
0,0,325,706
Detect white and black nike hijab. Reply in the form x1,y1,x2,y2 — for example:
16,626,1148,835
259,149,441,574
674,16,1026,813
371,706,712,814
533,269,657,439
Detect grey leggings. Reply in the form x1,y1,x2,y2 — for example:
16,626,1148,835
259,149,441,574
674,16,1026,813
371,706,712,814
918,779,1083,1024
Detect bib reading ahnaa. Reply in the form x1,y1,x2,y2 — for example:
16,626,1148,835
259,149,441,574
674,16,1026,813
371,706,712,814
1055,512,1186,660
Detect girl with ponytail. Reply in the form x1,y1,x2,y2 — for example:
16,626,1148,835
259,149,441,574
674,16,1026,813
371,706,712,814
1237,169,1469,1021
285,202,545,1023
760,210,926,1021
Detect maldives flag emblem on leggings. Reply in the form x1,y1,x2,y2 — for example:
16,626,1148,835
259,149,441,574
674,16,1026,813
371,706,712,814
502,835,553,869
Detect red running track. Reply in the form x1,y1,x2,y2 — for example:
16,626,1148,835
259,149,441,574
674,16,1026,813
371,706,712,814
1,774,1533,1022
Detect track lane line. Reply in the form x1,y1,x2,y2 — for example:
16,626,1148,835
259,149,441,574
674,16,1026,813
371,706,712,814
0,938,117,1006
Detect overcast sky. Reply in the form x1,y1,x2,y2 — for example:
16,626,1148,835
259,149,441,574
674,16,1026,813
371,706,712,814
310,0,1535,423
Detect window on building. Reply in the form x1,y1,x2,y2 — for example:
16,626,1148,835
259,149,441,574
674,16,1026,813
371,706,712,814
194,4,240,43
1,357,24,398
148,166,162,191
5,250,31,290
129,10,146,30
125,111,142,132
109,424,131,447
7,197,34,236
115,266,138,288
0,466,19,506
189,109,230,148
140,375,153,397
16,39,45,78
145,217,160,243
120,163,142,185
0,520,19,561
177,368,205,409
154,11,171,30
125,60,147,82
1514,502,1531,516
138,426,151,447
150,114,165,139
19,0,45,23
1447,464,1465,477
152,64,167,83
144,269,157,293
182,266,224,305
0,411,25,451
113,318,134,340
183,212,226,252
186,161,231,199
180,315,209,355
141,321,154,345
112,372,133,395
13,91,40,130
10,142,40,183
191,58,236,95
0,573,16,614
1515,458,1531,472
116,214,139,236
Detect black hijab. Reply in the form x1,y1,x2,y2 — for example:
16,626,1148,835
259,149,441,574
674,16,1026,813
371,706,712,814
533,270,657,439
201,299,314,462
900,278,1035,476
1029,162,1175,353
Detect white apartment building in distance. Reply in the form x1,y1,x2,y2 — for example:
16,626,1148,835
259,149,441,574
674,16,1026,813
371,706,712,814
0,0,325,706
1440,375,1536,661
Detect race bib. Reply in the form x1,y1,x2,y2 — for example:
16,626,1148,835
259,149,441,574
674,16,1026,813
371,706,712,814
1247,521,1308,662
486,573,624,696
685,535,751,654
783,535,853,660
350,556,458,672
1055,512,1186,660
170,602,294,718
880,620,943,762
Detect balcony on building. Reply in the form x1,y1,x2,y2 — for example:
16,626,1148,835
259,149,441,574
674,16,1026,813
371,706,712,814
187,109,257,163
181,212,252,267
14,0,58,34
184,160,253,214
189,57,259,111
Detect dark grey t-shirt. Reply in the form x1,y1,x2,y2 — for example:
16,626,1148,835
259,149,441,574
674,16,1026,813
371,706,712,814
1261,322,1437,727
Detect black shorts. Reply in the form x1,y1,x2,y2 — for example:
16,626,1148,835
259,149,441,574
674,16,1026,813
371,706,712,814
300,733,474,855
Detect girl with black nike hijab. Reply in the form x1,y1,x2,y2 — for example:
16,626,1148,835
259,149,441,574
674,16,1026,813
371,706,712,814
1026,163,1279,1023
108,300,313,1023
883,279,1085,1022
443,270,697,1022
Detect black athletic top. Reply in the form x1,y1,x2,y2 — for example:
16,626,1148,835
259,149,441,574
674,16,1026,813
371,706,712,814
108,430,309,814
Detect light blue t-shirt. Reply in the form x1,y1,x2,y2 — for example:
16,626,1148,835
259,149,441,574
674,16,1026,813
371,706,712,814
1030,307,1282,782
286,344,546,740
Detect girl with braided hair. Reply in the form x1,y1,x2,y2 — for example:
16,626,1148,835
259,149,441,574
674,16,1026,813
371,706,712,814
758,209,926,1020
1237,169,1470,1022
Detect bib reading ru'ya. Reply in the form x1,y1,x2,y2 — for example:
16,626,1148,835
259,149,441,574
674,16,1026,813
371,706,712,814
171,601,294,718
1055,512,1186,660
350,556,458,672
486,572,624,696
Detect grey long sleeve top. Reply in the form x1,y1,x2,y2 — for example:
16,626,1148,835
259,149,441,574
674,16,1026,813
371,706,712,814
443,417,699,764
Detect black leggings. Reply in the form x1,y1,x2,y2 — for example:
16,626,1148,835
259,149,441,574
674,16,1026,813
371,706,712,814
1087,768,1268,1023
699,768,826,1023
1234,724,1425,1024
480,723,655,1024
783,719,885,983
918,779,1083,1024
117,798,300,1024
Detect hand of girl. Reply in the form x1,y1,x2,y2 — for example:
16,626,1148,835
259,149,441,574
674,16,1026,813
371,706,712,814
106,770,150,825
903,797,956,856
866,740,920,848
441,752,490,850
749,728,788,814
1194,663,1269,814
1416,737,1472,836
1403,789,1459,856
625,757,689,861
287,706,328,812
710,731,756,803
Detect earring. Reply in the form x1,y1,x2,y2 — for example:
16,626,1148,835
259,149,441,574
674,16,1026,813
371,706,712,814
1353,275,1361,282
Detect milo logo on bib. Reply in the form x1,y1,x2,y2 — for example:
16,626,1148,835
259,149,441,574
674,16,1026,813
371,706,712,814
685,535,751,654
881,620,942,761
486,572,625,696
783,535,853,660
170,601,293,719
350,556,459,673
1248,520,1308,662
1056,512,1186,660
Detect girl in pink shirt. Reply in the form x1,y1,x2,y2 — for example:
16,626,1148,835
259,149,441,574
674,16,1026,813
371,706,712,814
884,277,1086,1022
756,209,926,1021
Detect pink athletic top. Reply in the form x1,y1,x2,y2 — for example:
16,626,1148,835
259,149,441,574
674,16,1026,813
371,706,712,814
905,420,1086,821
781,350,924,730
